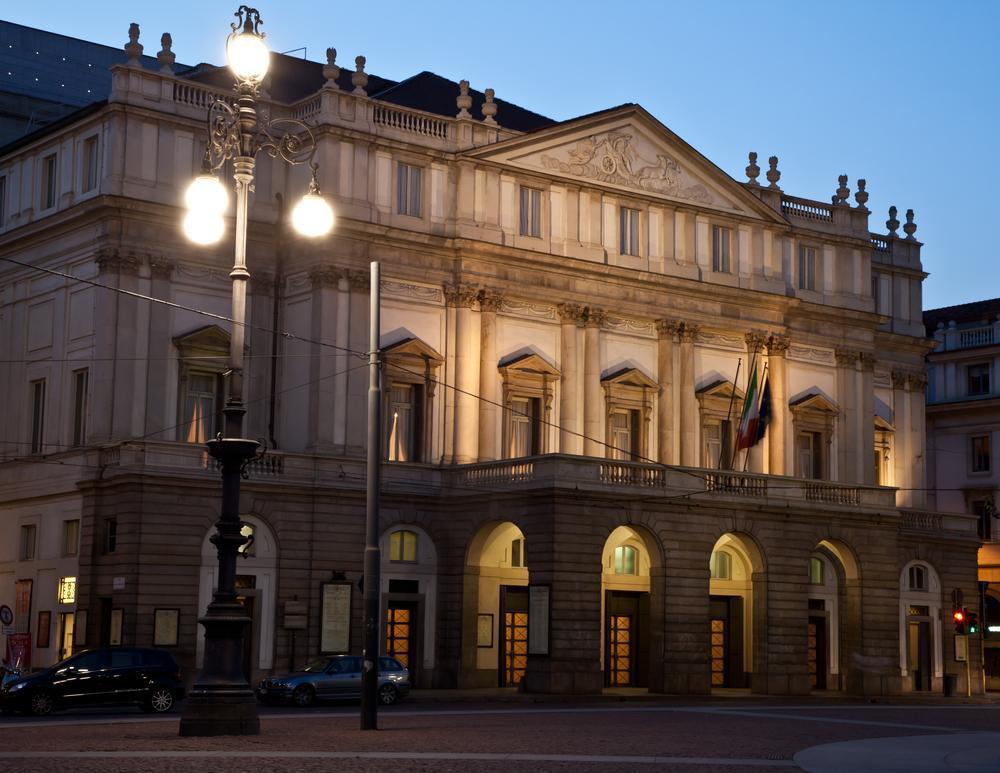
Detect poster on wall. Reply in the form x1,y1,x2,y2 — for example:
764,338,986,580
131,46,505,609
5,632,31,669
528,585,550,655
153,609,179,646
14,579,32,635
320,583,351,654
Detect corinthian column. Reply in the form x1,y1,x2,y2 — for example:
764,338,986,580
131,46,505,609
766,334,789,476
583,308,606,457
655,319,681,464
745,331,768,473
834,348,859,483
558,303,586,455
908,372,928,508
891,368,911,506
859,352,875,485
678,323,700,466
445,283,481,464
478,291,503,461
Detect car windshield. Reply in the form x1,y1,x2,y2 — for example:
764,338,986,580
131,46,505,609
300,658,330,672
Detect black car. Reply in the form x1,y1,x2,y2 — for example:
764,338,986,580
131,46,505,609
0,647,184,716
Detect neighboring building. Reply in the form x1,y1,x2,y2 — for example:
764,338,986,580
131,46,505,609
0,22,981,696
925,298,1000,689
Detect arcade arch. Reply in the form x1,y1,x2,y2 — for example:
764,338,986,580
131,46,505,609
600,525,655,688
899,559,943,691
708,533,763,690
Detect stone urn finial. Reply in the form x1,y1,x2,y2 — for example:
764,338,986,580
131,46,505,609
766,155,781,189
854,178,869,210
886,205,900,236
903,208,917,241
745,151,760,186
456,79,472,118
323,48,341,89
157,32,175,74
352,55,368,96
481,87,498,125
124,22,143,67
835,174,850,206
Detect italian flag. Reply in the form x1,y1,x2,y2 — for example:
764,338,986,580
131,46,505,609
736,365,759,450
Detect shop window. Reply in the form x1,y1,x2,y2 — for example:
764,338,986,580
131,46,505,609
58,576,77,605
614,545,637,575
499,353,559,459
389,530,417,562
709,550,731,580
712,225,732,273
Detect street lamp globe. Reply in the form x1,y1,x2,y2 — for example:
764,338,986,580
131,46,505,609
184,173,229,214
183,211,226,245
292,193,335,238
227,24,270,84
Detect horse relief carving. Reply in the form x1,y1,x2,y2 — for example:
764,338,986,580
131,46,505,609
540,131,713,203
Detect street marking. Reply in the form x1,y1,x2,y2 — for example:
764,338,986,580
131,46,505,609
3,750,797,766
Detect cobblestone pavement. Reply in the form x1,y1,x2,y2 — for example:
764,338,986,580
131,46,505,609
1,699,999,772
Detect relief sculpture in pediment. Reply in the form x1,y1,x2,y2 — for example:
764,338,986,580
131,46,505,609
539,131,713,203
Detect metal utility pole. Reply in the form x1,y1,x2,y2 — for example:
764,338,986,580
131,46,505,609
361,261,382,730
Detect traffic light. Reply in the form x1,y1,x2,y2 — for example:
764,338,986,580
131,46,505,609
967,611,980,635
953,607,967,635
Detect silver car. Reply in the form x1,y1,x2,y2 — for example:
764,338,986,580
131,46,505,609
256,655,410,707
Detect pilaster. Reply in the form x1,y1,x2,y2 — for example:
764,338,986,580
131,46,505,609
678,323,700,466
478,290,503,461
582,307,606,457
445,283,481,464
655,319,681,465
558,303,587,455
766,334,789,476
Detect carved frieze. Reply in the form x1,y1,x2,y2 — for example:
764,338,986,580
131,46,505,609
382,279,443,304
499,298,556,320
788,344,835,366
604,315,655,337
539,131,713,204
96,250,141,277
696,330,744,351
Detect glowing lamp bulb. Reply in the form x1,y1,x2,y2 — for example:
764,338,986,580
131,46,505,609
184,174,228,214
227,30,270,83
183,211,225,245
292,193,335,238
954,610,965,622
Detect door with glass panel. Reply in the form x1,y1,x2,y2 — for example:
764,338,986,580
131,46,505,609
508,397,539,457
807,614,828,690
500,586,529,687
385,602,417,680
604,590,649,687
709,596,744,688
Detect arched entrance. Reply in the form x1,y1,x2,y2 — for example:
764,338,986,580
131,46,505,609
464,521,529,687
379,525,438,686
899,559,943,692
197,515,277,684
708,533,763,690
809,538,861,693
601,525,653,688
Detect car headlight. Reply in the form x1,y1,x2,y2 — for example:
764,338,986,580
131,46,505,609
9,682,27,692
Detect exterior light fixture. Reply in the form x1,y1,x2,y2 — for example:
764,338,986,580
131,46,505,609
226,6,270,85
291,166,335,237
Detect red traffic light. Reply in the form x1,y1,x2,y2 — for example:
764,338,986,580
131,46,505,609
953,609,966,623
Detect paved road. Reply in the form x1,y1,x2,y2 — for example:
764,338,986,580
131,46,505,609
2,699,999,771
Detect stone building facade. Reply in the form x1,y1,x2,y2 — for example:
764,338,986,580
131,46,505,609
0,25,981,695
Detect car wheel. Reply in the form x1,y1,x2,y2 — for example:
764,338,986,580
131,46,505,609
292,685,315,708
29,691,54,716
378,683,398,706
146,687,175,714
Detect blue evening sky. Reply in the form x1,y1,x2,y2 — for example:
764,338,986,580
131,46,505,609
6,1,997,310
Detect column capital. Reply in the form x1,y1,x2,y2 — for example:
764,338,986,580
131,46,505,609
907,372,928,392
308,265,345,288
655,318,683,339
558,302,588,326
148,256,176,280
679,322,701,343
745,330,768,352
766,333,790,355
251,272,276,294
583,307,607,328
443,282,480,308
96,249,140,277
858,352,876,372
834,347,859,367
891,369,909,389
479,289,504,313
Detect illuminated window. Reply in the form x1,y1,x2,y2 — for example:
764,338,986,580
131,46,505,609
614,545,637,575
808,557,824,585
386,384,419,462
508,396,540,458
183,372,222,444
709,550,731,580
389,530,417,562
58,576,77,604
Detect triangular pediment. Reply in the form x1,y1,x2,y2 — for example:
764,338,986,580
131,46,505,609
602,366,657,389
383,336,444,365
173,325,230,356
697,378,745,402
498,352,560,377
466,105,785,222
790,392,839,414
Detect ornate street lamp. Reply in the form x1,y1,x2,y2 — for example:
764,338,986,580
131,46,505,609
178,5,333,737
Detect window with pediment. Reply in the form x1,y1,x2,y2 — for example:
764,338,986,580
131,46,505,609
602,367,656,461
790,392,839,481
499,353,559,458
173,326,229,444
696,379,744,469
382,338,443,463
874,416,893,486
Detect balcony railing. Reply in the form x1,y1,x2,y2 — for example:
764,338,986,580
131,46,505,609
781,196,834,223
959,326,994,348
373,103,451,140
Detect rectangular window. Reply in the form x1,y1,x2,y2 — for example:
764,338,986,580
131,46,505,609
389,530,417,562
712,225,732,273
704,419,733,469
798,431,824,479
30,379,46,453
508,396,540,457
42,153,57,209
973,500,994,542
519,186,541,238
104,517,118,553
0,175,6,227
183,372,222,444
72,369,88,447
63,519,80,557
610,410,640,461
57,576,77,605
387,384,420,462
82,136,99,192
396,162,422,217
20,524,37,560
808,557,824,585
511,538,524,568
619,206,639,256
971,434,991,473
968,363,990,396
798,245,817,291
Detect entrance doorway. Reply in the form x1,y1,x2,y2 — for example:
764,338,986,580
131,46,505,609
500,586,529,687
808,615,828,690
57,611,75,661
709,595,745,688
385,601,418,681
604,590,649,687
907,616,932,691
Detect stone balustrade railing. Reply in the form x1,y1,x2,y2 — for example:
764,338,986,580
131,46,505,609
959,326,994,349
900,509,978,537
870,236,891,254
373,103,451,140
781,195,835,223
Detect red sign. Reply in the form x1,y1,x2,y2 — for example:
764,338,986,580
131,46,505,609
5,633,31,670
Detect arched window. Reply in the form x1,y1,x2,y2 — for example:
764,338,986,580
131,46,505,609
709,550,731,580
614,545,637,575
389,530,417,562
808,557,824,585
908,564,927,591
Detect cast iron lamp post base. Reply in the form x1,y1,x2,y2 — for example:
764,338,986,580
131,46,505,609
178,436,261,737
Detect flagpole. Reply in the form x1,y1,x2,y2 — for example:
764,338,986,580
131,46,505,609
743,363,769,472
721,358,741,470
734,347,759,468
